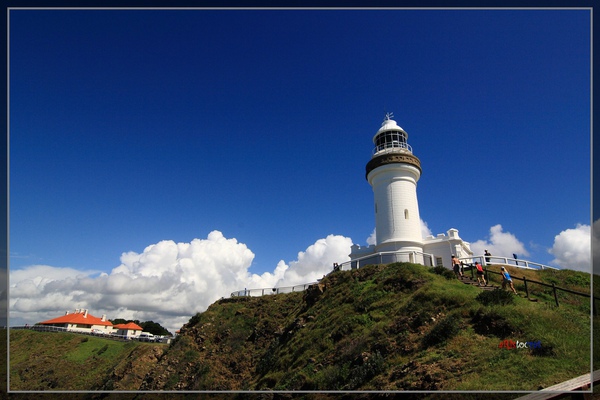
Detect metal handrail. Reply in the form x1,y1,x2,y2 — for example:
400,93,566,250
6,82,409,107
229,251,435,298
339,250,436,271
230,282,318,298
459,255,558,270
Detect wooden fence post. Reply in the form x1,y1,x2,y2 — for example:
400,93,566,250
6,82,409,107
470,264,474,280
523,276,529,299
552,283,559,307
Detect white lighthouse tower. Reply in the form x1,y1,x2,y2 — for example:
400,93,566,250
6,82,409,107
367,113,423,255
349,113,473,269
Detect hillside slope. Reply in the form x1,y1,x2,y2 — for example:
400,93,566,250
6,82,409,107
139,262,590,391
9,330,165,391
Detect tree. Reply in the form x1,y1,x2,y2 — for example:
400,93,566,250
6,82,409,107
140,321,171,336
109,319,171,336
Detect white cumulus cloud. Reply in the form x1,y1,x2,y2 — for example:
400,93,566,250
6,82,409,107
366,229,376,246
420,219,433,238
548,223,591,272
470,224,530,259
9,231,354,334
271,235,353,287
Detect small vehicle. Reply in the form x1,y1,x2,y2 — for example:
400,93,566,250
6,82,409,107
91,328,105,335
138,332,155,342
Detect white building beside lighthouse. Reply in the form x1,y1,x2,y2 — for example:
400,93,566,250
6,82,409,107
349,114,473,269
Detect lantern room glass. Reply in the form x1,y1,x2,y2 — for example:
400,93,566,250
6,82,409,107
375,130,408,152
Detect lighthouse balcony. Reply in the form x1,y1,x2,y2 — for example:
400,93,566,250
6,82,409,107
373,142,413,156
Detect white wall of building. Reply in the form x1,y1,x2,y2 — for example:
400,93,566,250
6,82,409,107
368,163,423,250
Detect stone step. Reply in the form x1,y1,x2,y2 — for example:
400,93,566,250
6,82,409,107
460,278,540,301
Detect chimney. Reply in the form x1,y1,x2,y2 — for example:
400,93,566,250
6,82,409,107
75,308,79,313
101,314,106,322
65,310,70,315
83,309,88,318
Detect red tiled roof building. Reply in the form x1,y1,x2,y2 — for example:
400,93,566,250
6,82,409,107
38,309,112,333
113,322,143,338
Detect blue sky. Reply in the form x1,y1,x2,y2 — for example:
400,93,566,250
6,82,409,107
8,8,591,331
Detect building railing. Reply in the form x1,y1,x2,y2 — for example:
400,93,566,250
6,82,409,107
373,142,412,155
230,282,318,298
339,250,436,271
230,251,436,299
459,255,559,270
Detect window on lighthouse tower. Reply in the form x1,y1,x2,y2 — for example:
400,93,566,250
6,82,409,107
375,130,408,152
404,209,409,219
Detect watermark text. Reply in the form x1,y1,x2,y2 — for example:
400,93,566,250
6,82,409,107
498,340,542,350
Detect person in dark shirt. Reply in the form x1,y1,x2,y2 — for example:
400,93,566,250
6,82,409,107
484,250,492,265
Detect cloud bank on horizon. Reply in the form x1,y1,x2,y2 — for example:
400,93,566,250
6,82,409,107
9,222,590,334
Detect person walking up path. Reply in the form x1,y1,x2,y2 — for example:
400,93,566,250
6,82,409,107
501,266,517,294
475,261,486,286
452,255,463,279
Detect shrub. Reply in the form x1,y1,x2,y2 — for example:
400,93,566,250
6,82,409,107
564,274,590,287
353,264,382,282
345,350,385,389
475,289,514,306
422,313,461,348
431,266,455,280
380,275,428,292
96,344,109,355
405,300,436,331
187,313,202,327
256,339,279,376
314,365,347,390
470,308,517,338
531,342,556,357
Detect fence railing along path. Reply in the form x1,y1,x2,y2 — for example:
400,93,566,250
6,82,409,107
459,262,597,312
459,255,558,270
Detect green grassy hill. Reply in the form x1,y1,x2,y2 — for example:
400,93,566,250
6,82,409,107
142,262,590,391
9,330,165,391
9,262,592,394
